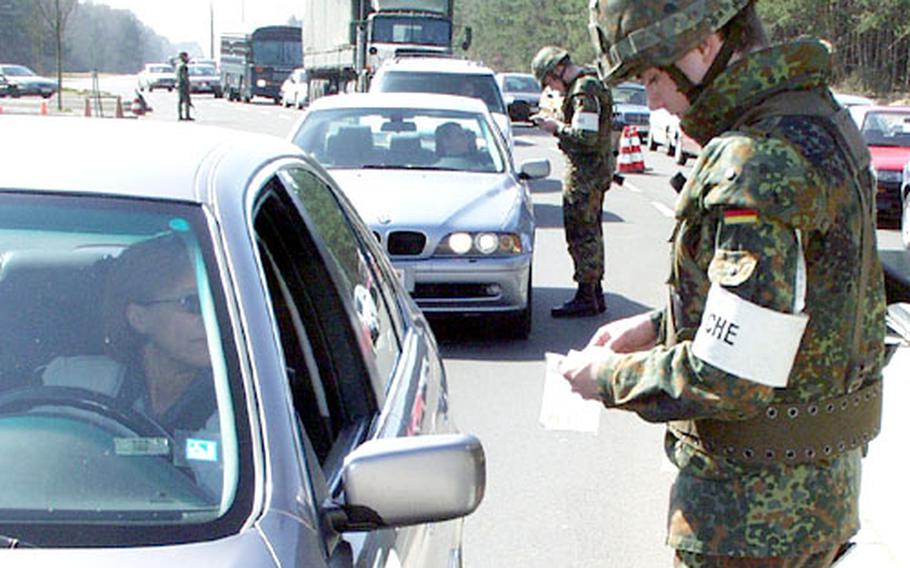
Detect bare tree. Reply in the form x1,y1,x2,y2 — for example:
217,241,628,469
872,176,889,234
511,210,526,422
34,0,78,110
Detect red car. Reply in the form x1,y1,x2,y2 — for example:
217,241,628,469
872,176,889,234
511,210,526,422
849,105,910,226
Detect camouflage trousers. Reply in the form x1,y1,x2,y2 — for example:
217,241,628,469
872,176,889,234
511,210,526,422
562,177,607,284
674,545,844,567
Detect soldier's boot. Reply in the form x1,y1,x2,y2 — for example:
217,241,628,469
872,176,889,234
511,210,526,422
595,282,606,313
551,283,600,318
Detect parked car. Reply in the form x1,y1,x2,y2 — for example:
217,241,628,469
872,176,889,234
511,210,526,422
369,57,514,151
280,67,309,109
0,64,56,98
849,105,910,226
496,72,541,123
0,115,484,564
137,63,176,92
611,81,650,149
289,93,549,338
647,108,701,166
188,63,223,97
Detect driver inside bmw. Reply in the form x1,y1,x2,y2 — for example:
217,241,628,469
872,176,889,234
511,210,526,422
42,233,216,434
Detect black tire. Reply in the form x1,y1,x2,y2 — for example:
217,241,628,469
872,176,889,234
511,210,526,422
666,131,676,156
503,268,532,339
647,130,659,151
675,137,688,166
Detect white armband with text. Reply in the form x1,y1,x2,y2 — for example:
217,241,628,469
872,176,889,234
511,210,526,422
692,283,809,388
571,111,599,132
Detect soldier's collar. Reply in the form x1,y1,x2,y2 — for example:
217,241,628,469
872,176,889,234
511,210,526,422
681,39,833,145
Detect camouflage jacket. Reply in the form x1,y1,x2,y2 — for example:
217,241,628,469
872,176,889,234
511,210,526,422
177,61,190,92
557,69,614,188
592,40,886,556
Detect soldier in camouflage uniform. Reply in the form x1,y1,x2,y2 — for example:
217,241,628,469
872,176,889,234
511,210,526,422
560,0,886,565
176,51,193,121
530,46,615,317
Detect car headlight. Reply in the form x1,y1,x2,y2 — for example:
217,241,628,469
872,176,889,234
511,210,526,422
435,232,524,256
875,169,902,184
256,79,267,88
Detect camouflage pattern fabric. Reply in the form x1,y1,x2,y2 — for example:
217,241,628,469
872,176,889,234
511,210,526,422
177,60,190,101
589,40,886,557
557,70,614,284
674,545,842,567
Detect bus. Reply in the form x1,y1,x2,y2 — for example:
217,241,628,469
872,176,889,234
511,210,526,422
220,25,302,104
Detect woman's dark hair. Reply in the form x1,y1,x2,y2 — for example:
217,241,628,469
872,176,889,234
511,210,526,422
102,233,193,362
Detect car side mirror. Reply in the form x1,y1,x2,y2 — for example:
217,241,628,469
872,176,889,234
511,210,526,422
324,434,485,532
508,100,531,123
518,159,550,180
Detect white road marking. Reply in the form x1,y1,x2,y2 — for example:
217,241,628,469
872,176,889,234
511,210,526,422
651,201,676,218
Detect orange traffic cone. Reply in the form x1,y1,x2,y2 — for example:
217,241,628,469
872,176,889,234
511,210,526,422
84,97,92,117
115,96,124,118
0,104,4,114
617,125,646,174
39,100,48,115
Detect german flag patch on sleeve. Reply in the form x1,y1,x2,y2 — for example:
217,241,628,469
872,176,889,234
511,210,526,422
723,208,759,224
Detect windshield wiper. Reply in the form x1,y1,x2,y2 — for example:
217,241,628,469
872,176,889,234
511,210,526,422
1,534,35,548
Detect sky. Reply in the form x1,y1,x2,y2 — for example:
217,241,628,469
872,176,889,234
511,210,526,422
89,0,302,57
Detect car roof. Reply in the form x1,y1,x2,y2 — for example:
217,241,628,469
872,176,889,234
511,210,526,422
304,92,489,114
854,105,910,113
376,57,495,76
0,116,305,203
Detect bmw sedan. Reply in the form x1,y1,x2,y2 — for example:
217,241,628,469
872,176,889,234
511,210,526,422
289,93,549,338
0,64,56,98
0,116,484,566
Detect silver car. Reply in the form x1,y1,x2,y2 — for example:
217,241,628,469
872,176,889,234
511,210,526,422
0,116,484,565
289,93,549,339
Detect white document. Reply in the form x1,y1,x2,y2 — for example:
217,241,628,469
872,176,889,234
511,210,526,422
539,352,602,433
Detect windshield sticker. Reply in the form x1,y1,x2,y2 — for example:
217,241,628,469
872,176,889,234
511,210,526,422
186,438,219,462
168,217,190,232
114,437,170,456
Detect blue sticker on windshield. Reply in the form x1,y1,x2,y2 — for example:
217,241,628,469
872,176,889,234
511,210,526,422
169,218,190,232
186,438,218,462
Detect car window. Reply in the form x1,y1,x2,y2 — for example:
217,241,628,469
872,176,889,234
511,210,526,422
503,75,540,93
375,70,507,115
292,107,505,173
281,168,403,390
252,177,379,475
0,194,251,546
862,111,910,147
612,84,647,105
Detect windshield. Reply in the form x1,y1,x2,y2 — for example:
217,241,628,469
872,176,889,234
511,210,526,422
861,111,910,147
293,107,506,173
149,65,173,74
252,39,303,67
502,75,540,94
1,65,35,77
0,195,248,547
612,84,647,106
189,65,217,76
375,71,506,115
370,15,452,47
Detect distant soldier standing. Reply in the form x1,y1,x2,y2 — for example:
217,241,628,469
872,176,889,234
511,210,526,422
560,0,887,565
530,46,614,317
176,51,193,121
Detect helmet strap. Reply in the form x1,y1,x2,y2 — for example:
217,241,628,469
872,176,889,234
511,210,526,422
662,15,745,104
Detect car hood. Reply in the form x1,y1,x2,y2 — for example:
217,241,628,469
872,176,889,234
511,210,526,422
329,169,524,230
0,530,274,567
868,145,910,171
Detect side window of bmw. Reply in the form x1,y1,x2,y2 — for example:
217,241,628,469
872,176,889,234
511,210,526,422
281,168,403,394
252,177,375,475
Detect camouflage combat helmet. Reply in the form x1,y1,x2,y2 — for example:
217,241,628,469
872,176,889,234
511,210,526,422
589,0,750,86
531,46,570,87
